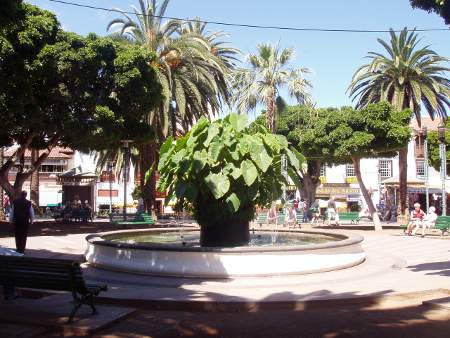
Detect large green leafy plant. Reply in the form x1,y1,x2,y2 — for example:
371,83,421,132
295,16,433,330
157,113,303,246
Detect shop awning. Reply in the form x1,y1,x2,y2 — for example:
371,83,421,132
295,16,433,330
383,176,450,193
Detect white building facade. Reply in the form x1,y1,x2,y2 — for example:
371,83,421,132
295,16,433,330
314,118,450,214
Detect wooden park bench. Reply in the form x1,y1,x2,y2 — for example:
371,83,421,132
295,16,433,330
0,256,107,323
400,215,450,236
110,212,155,226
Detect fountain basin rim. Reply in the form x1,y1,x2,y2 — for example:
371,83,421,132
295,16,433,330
85,229,363,253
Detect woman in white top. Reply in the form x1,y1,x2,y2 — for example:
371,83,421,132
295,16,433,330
412,206,438,237
284,205,297,228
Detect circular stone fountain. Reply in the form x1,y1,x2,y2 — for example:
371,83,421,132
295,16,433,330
85,229,365,278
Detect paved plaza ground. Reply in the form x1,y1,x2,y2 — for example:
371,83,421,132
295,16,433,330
1,219,449,337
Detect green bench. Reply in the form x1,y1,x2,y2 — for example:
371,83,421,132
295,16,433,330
110,212,155,226
0,256,107,323
256,212,268,227
401,215,450,236
338,212,360,224
277,213,285,225
296,211,304,224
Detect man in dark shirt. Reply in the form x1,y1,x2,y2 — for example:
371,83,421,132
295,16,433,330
10,190,34,254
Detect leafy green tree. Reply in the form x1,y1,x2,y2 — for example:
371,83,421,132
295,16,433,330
0,0,21,28
157,113,303,247
427,120,450,173
107,0,237,212
288,103,411,229
232,43,312,132
410,0,450,24
0,4,162,198
277,105,339,207
348,28,450,215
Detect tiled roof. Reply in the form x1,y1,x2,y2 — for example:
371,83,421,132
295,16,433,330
4,146,74,159
410,116,442,132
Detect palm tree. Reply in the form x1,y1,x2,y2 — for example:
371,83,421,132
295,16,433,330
232,43,312,132
348,28,450,215
106,0,236,211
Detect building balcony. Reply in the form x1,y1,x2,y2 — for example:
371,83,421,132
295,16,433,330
414,146,424,158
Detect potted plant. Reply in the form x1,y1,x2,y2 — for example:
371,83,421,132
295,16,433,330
157,114,304,247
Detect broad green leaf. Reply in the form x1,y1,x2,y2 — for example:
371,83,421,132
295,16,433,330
241,160,258,186
236,114,249,132
226,193,240,212
285,148,299,170
144,161,155,185
193,149,208,173
159,136,174,157
205,123,220,147
287,167,302,189
190,117,209,136
228,113,248,132
250,142,272,172
208,138,223,162
171,149,186,164
204,172,230,199
230,166,242,179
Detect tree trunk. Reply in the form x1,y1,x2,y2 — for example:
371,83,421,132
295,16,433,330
30,149,39,207
139,141,157,214
266,89,276,132
299,173,320,208
298,161,321,208
352,157,382,231
200,219,250,247
398,146,408,216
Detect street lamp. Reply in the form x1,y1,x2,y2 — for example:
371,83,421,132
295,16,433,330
121,140,133,221
438,123,446,216
106,161,114,214
421,127,429,212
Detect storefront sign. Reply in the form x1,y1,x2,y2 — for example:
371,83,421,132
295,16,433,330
316,187,360,196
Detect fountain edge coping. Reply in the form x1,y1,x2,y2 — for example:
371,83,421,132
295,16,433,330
85,228,364,253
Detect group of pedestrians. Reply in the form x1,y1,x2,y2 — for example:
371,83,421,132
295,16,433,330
265,197,327,226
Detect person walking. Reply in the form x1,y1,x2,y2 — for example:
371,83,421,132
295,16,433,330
9,191,34,254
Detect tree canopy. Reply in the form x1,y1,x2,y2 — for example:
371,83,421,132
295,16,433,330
277,102,411,227
0,3,162,197
410,0,450,24
427,120,450,173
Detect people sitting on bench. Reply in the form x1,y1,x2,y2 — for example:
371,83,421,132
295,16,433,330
411,206,437,237
406,202,425,236
284,204,297,228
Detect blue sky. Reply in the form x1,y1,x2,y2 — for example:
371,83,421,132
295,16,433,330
29,0,450,111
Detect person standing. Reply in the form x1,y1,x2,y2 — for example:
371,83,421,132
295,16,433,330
9,191,34,254
327,197,340,226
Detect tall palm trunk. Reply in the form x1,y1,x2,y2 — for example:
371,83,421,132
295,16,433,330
30,149,39,207
139,141,157,214
352,157,382,230
398,147,408,216
266,88,276,132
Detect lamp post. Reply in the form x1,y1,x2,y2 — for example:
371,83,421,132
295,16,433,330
121,140,132,221
438,123,446,216
107,161,114,214
421,127,429,212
